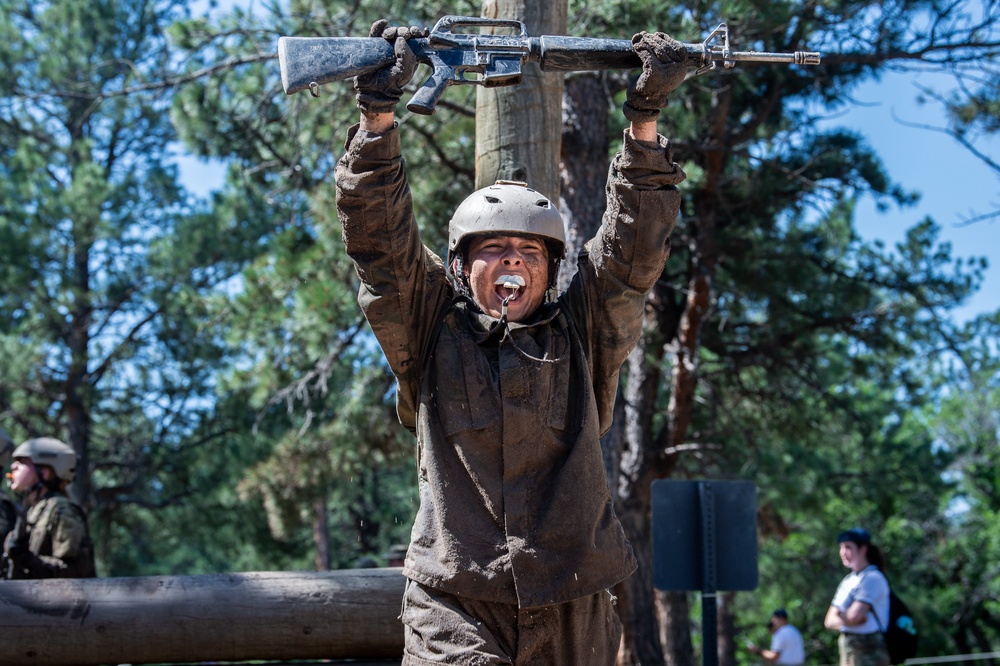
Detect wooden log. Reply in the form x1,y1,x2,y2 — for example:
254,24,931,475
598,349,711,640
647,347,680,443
0,568,406,666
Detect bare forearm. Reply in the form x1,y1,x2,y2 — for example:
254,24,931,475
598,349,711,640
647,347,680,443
826,602,869,629
629,120,658,142
759,648,779,663
825,605,845,630
842,600,870,626
360,110,395,134
749,645,779,663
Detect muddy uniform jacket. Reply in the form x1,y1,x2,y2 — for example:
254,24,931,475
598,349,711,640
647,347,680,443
336,124,684,609
3,493,96,579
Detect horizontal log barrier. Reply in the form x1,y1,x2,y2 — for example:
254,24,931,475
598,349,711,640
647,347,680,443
0,568,406,666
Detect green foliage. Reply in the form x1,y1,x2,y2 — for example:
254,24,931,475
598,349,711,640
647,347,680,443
911,312,1000,655
0,0,292,576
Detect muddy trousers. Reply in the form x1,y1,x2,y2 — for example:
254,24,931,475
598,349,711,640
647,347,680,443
401,580,622,666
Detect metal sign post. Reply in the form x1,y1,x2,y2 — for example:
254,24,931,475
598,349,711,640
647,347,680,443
651,480,758,666
699,482,719,666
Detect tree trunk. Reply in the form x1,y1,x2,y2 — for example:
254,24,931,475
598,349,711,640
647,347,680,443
617,338,669,665
66,203,93,508
313,493,330,570
659,591,694,666
558,73,612,292
476,0,566,202
0,569,406,666
718,591,738,666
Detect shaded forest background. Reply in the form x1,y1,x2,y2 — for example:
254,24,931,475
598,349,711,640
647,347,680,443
1,0,998,664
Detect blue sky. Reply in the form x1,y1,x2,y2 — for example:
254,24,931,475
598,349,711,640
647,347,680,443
830,69,1000,323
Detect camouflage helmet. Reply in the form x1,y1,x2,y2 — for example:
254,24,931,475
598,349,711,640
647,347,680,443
0,427,13,468
12,437,77,483
447,181,567,272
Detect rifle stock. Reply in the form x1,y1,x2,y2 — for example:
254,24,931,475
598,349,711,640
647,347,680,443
277,16,821,114
278,37,397,96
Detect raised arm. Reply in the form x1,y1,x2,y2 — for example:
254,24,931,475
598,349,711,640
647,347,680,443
336,21,448,430
563,32,688,433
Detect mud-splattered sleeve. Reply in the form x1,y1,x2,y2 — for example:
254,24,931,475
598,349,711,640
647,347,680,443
335,124,451,430
566,130,686,432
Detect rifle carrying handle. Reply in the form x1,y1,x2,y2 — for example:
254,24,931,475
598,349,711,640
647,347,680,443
406,16,527,115
431,15,527,37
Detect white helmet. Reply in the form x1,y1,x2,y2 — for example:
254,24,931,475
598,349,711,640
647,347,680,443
13,437,78,483
447,181,566,288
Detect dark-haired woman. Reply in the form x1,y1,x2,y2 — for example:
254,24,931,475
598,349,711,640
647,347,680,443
823,528,890,666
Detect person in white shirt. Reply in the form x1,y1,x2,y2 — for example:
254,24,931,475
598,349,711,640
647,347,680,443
824,527,891,666
749,608,806,665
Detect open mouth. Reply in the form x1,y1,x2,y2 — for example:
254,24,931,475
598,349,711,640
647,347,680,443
494,274,526,301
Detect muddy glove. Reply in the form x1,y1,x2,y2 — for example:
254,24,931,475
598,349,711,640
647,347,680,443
354,20,427,115
624,31,689,123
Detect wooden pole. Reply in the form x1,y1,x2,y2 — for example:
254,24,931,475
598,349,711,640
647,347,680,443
0,568,405,666
475,0,568,203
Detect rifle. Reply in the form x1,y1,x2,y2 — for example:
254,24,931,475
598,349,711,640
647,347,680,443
277,16,821,115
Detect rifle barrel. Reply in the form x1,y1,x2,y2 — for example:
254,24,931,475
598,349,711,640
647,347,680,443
723,50,822,65
533,36,820,74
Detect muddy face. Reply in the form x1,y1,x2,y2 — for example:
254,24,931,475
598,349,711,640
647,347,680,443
464,235,549,321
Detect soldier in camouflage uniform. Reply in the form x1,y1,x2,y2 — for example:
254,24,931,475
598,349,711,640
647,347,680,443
336,20,687,666
824,528,891,666
2,437,96,579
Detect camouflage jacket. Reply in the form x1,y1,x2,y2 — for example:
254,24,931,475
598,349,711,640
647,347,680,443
3,492,96,579
336,124,684,608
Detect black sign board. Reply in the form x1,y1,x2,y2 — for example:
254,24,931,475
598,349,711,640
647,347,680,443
651,479,758,592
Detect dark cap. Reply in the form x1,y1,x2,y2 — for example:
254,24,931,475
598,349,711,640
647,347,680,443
837,527,871,545
772,608,788,619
